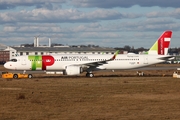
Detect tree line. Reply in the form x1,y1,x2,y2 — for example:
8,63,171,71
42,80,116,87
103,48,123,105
115,45,180,55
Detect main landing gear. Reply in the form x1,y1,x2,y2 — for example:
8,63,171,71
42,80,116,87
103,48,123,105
86,72,94,77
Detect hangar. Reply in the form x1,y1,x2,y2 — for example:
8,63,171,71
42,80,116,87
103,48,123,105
0,43,116,64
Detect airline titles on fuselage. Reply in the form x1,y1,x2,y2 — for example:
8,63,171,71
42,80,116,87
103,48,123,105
127,55,139,57
61,56,88,60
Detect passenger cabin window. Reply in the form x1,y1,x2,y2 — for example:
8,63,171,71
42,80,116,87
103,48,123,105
10,59,17,62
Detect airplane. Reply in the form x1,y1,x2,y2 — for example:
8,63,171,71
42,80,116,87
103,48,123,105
4,30,173,78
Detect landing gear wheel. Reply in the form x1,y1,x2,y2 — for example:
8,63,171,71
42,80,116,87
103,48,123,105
86,73,94,77
89,73,94,77
28,74,33,79
13,74,18,79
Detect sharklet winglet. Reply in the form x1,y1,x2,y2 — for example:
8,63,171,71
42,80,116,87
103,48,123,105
110,50,119,60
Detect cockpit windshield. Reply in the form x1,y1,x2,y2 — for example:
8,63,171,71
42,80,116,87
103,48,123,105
10,59,17,62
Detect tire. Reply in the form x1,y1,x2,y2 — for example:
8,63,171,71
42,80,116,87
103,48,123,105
28,74,33,79
13,74,18,79
89,73,94,77
86,73,94,77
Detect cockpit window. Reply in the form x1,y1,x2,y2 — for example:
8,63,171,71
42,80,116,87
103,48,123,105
10,59,17,62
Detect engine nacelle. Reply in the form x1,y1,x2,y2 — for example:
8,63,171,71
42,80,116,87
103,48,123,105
64,66,83,75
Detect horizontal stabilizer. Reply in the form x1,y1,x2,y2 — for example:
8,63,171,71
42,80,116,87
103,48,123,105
158,56,174,60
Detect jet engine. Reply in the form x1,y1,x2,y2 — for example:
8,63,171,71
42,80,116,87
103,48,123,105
63,66,83,75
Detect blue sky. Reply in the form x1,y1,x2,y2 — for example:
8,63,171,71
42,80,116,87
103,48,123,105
0,0,180,49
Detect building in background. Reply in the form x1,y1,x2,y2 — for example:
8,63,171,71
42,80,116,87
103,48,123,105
0,39,116,64
0,44,10,64
10,46,115,57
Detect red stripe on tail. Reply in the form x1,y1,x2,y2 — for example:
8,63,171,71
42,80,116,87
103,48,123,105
158,31,172,55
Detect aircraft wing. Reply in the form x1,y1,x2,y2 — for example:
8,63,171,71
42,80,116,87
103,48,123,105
83,60,108,67
73,50,119,67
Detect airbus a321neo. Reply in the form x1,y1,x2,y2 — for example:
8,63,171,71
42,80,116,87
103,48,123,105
4,30,173,77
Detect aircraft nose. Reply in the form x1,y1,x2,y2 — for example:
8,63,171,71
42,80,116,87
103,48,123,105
4,62,12,69
4,62,8,69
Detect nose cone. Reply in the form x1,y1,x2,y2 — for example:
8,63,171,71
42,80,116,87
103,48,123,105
4,62,12,70
4,62,8,69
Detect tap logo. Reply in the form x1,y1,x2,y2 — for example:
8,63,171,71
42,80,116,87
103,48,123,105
28,55,55,70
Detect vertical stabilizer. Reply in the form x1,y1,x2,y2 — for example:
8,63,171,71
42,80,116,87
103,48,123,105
148,31,172,55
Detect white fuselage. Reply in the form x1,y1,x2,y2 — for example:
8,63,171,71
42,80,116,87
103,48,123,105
4,54,169,71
